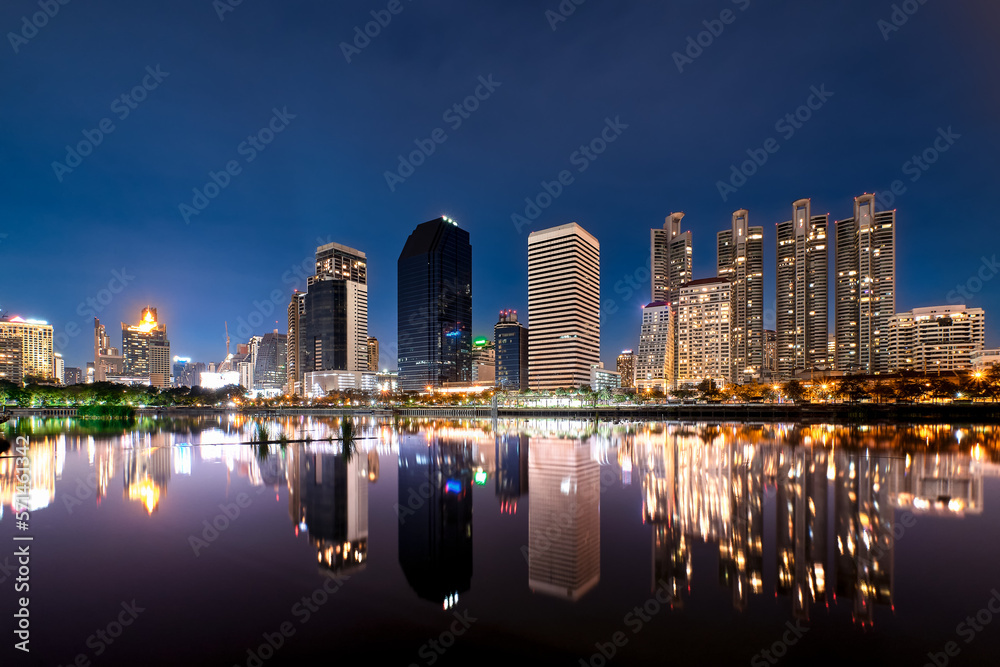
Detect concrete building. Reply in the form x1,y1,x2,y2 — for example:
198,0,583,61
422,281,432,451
64,367,83,385
367,337,379,372
0,315,54,381
0,337,22,384
776,199,830,379
590,364,621,392
254,331,287,393
54,352,64,384
718,210,764,383
616,350,636,389
652,212,693,382
121,307,170,388
972,349,1000,371
495,310,529,391
888,305,985,373
764,330,777,378
636,302,673,392
303,370,377,397
471,337,495,385
835,194,895,374
93,318,124,382
286,291,306,394
676,278,731,388
528,223,600,390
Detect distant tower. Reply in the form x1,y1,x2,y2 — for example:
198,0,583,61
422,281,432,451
495,310,529,390
651,212,692,386
121,307,170,388
635,302,673,392
367,337,379,372
616,350,636,389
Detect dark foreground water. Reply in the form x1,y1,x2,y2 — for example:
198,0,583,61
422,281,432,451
1,416,999,667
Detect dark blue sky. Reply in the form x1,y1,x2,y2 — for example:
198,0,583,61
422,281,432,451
2,0,998,370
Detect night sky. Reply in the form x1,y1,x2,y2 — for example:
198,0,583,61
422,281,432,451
3,0,998,370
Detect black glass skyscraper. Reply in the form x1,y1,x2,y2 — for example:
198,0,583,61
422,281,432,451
397,217,472,391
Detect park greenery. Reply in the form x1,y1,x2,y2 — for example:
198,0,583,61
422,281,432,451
1,365,998,410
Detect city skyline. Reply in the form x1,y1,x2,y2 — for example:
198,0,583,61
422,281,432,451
3,1,997,370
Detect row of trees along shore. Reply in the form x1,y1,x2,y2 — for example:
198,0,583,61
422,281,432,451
2,366,999,409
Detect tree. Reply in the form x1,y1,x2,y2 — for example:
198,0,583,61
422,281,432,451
782,380,806,403
893,377,926,403
927,377,956,403
870,380,895,404
836,376,869,404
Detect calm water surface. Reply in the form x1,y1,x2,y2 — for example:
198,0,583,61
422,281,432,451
1,416,999,666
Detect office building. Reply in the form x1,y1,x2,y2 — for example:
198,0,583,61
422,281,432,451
835,194,896,374
254,331,287,392
94,318,124,382
636,302,673,392
64,366,83,385
676,278,731,388
0,337,21,384
776,199,830,379
367,337,379,372
495,310,529,391
0,315,54,381
54,352,64,384
888,305,985,373
718,210,764,383
471,337,495,385
172,358,205,388
652,212,692,382
397,217,472,391
527,223,600,390
616,350,636,389
590,364,621,392
764,330,777,378
287,291,306,394
121,307,170,388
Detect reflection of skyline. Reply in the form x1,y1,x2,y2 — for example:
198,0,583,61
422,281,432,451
397,433,474,609
495,433,527,515
287,444,369,573
527,437,600,601
634,425,988,625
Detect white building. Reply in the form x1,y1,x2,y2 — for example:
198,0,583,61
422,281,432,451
528,223,600,390
589,364,621,392
888,305,985,373
676,278,731,388
636,302,673,392
971,349,1000,371
304,370,377,398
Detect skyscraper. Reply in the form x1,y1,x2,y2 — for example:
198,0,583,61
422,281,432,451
495,310,529,391
635,302,673,392
254,331,287,392
94,318,124,382
367,337,379,372
471,337,495,385
286,291,306,394
835,194,896,374
0,315,54,381
776,199,829,379
527,223,600,390
718,210,764,384
676,278,731,388
616,350,636,389
0,337,22,385
121,307,170,388
397,217,472,392
651,212,692,385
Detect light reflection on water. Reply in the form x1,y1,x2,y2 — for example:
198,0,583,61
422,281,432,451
0,416,998,665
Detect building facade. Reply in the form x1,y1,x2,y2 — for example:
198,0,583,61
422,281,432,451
776,199,830,379
652,212,692,383
527,223,600,390
287,292,306,394
0,315,54,381
397,217,473,392
471,337,495,385
121,307,170,388
616,350,636,389
636,302,673,392
718,210,764,383
676,278,731,388
495,310,529,391
835,194,895,374
0,337,22,384
888,305,985,373
254,331,287,392
93,318,124,382
590,364,622,392
367,337,379,372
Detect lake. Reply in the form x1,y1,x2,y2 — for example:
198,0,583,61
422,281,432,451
1,416,999,666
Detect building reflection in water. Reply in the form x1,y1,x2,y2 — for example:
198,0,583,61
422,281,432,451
287,444,369,574
495,433,527,515
527,437,600,601
123,433,172,514
397,432,474,609
635,424,990,625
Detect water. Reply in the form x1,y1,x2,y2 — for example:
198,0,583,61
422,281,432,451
1,416,999,666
